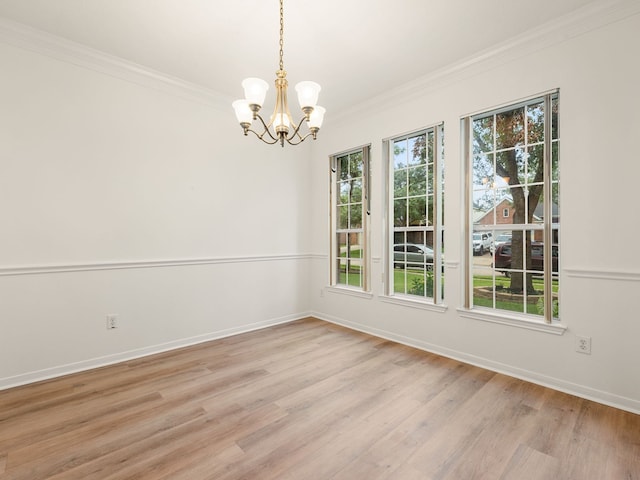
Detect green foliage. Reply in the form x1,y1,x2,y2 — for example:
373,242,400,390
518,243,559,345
408,277,425,296
536,296,559,317
393,132,436,228
407,271,435,297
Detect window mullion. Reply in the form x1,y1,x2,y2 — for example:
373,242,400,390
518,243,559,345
432,125,442,302
463,116,473,309
363,146,370,292
543,93,554,323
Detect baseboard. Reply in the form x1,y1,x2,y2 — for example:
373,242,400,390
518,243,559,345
311,311,640,415
0,312,311,391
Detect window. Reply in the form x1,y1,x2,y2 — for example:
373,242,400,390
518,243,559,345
465,92,559,323
387,125,444,302
330,146,370,291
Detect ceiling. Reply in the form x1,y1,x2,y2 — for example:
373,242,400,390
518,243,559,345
0,0,601,113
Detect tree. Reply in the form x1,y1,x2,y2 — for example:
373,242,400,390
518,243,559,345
337,152,363,277
473,100,553,294
393,133,435,235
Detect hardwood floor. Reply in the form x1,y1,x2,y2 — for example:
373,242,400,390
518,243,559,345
1,317,639,479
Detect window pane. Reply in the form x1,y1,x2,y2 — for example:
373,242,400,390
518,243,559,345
407,135,426,166
473,152,495,191
349,153,362,178
350,203,362,229
496,107,525,150
336,232,347,286
552,142,559,182
338,157,349,181
552,184,560,223
350,178,363,203
426,130,435,163
527,101,545,144
551,97,559,140
339,182,350,204
427,166,435,194
473,116,494,153
408,165,426,196
408,197,426,226
393,139,408,169
496,149,521,186
394,198,407,227
506,186,526,224
394,169,407,198
338,205,348,229
525,144,544,185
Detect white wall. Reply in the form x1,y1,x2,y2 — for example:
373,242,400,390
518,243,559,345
309,12,640,413
0,37,312,387
2,5,639,415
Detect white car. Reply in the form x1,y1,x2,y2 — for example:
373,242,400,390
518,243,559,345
473,232,492,255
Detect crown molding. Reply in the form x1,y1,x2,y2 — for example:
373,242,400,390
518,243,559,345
332,0,640,123
1,0,638,118
0,16,232,110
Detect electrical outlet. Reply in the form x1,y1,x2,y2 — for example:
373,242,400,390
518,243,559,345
320,288,324,298
576,335,591,354
106,314,118,330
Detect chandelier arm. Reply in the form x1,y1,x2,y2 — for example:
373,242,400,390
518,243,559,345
285,131,315,146
284,115,309,141
245,127,280,145
254,113,280,142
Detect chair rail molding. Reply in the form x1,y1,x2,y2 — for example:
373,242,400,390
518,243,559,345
0,254,314,277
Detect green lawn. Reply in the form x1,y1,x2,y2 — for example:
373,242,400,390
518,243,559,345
339,248,362,258
393,269,430,294
338,271,363,287
338,268,558,316
472,274,559,316
473,275,559,293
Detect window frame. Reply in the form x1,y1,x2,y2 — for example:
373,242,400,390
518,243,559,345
384,123,445,305
463,91,560,325
329,145,371,292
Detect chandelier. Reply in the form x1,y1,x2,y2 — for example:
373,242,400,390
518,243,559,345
232,0,326,147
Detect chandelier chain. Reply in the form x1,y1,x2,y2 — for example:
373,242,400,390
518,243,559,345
279,0,284,72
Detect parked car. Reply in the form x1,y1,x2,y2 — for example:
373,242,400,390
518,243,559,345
493,242,558,276
393,243,435,270
472,232,492,255
494,232,512,247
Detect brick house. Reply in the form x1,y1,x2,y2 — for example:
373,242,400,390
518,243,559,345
474,199,558,243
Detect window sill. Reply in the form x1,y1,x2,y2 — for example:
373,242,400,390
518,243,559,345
457,308,567,335
326,286,374,299
380,294,447,313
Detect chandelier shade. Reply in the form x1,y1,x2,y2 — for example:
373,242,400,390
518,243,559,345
241,78,269,107
295,81,321,109
232,0,325,147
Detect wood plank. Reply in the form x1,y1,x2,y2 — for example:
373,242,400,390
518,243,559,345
0,317,638,480
499,444,560,480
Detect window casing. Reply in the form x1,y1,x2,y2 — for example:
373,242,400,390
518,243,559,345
464,92,559,323
330,146,371,291
386,125,444,303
